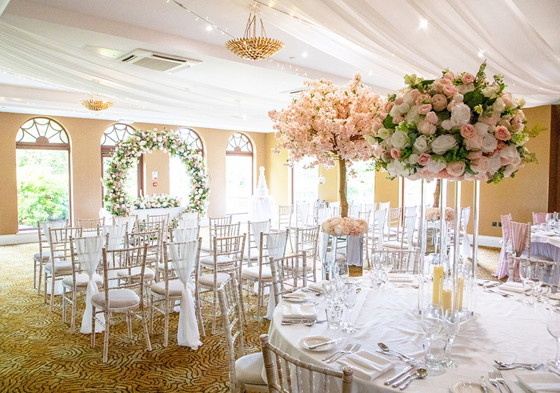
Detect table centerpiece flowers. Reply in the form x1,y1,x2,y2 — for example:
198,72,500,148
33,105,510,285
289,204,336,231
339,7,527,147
132,194,181,210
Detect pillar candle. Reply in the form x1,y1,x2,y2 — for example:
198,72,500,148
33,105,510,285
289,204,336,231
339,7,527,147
455,277,464,311
433,265,444,305
441,289,452,312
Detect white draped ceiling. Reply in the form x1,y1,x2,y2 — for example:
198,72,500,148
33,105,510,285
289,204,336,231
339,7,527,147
0,0,559,131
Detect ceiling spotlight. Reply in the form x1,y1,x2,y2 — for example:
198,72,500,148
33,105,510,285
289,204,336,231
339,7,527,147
478,50,484,58
419,19,428,29
302,52,308,58
206,25,213,31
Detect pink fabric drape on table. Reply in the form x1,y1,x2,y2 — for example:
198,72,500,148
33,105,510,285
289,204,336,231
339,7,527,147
495,214,512,279
532,212,548,225
509,221,529,281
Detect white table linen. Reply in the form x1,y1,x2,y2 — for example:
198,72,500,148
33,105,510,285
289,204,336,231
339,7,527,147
76,235,105,334
268,278,554,392
264,230,289,319
532,230,560,262
169,241,202,349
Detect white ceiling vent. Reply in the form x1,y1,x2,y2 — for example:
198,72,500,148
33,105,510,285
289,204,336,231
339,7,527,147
281,87,306,98
118,49,201,73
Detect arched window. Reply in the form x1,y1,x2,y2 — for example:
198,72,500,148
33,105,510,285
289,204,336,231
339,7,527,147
16,118,71,230
225,133,253,214
169,128,204,200
101,124,143,202
292,157,318,204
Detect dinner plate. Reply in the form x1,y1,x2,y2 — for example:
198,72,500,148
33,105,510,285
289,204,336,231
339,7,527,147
299,336,337,352
448,381,482,393
282,293,309,303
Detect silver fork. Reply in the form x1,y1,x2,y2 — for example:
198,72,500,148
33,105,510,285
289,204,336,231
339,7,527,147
488,370,504,393
484,288,512,298
327,343,361,363
495,370,513,393
322,344,352,362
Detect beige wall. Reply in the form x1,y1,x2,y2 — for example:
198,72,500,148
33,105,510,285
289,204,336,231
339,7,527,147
0,112,267,235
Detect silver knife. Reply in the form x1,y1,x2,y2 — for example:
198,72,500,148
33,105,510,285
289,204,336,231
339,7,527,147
384,365,415,386
480,376,488,393
308,338,343,350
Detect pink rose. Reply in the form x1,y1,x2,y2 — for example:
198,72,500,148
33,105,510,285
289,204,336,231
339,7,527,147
385,101,395,113
390,148,402,159
417,153,431,166
443,85,459,98
467,151,483,160
471,157,489,174
425,111,438,124
460,124,477,139
479,113,499,126
461,73,475,84
373,144,383,158
512,115,523,130
416,93,432,106
418,104,433,115
436,169,450,179
501,156,514,166
410,89,420,100
418,119,437,135
432,94,448,111
444,71,455,80
502,93,512,107
495,126,511,141
447,161,466,177
394,97,404,105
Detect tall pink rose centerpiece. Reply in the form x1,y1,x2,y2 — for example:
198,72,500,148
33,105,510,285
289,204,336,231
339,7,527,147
366,62,540,183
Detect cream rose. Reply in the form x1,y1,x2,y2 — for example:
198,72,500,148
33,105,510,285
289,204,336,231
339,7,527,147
432,94,448,111
431,134,458,155
447,161,466,177
470,157,489,174
481,134,498,153
450,103,471,126
378,128,392,140
418,119,437,135
390,130,409,149
413,135,429,153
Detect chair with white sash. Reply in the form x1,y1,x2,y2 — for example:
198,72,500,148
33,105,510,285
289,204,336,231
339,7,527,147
149,238,204,348
495,214,512,279
91,243,152,362
246,220,271,265
123,230,161,285
35,219,67,295
63,235,104,334
113,215,137,231
218,276,268,393
260,334,353,393
371,248,421,274
509,221,552,281
77,218,105,233
295,226,320,283
159,226,200,280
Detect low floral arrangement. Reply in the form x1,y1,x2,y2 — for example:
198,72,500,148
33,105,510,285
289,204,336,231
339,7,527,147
103,128,209,216
132,194,181,210
366,62,542,184
426,207,455,222
321,217,368,237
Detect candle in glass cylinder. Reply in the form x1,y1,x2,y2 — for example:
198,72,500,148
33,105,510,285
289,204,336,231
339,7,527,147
433,265,444,305
455,277,464,311
441,289,452,312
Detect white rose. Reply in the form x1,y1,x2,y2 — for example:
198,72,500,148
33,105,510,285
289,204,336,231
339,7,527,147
398,103,411,114
413,135,429,153
474,122,489,136
450,103,471,126
431,134,458,155
405,106,420,123
457,84,475,95
408,153,419,165
482,84,499,98
403,92,415,105
426,158,446,174
391,130,409,149
487,154,502,175
504,164,517,178
387,160,410,178
493,97,505,113
441,119,454,130
481,134,498,153
378,128,392,140
452,93,464,103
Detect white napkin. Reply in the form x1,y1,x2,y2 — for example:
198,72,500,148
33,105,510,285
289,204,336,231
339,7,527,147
282,304,317,320
517,372,560,393
309,281,326,292
337,350,396,380
499,282,527,293
387,274,415,283
537,231,558,237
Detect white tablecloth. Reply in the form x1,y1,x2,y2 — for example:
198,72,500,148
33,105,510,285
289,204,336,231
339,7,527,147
532,230,560,262
268,279,553,392
250,196,276,222
130,206,184,221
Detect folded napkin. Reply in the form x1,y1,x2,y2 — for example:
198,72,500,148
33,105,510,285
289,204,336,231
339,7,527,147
499,282,528,293
309,281,326,292
537,231,558,237
387,273,415,283
282,304,317,320
517,372,560,393
337,350,396,380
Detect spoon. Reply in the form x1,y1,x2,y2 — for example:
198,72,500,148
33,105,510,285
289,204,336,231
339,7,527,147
399,368,428,390
378,342,414,361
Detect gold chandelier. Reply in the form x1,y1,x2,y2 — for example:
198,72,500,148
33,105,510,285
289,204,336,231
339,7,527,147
80,94,113,111
225,13,284,61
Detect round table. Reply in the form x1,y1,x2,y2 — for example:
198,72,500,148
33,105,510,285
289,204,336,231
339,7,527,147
268,278,554,392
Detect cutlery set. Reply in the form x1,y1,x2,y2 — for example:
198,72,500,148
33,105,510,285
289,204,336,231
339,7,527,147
281,318,326,326
488,370,513,393
321,343,361,363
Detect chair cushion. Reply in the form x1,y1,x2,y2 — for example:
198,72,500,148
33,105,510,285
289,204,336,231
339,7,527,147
382,241,407,249
117,267,155,280
34,251,51,261
198,272,231,288
242,266,272,280
200,255,233,266
235,352,266,386
150,280,184,297
91,289,140,309
62,273,103,288
44,261,73,274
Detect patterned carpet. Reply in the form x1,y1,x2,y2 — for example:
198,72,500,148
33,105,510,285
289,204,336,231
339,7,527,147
0,243,500,392
0,243,270,393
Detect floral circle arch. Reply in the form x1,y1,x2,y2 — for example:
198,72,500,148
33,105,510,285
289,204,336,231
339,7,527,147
103,128,210,217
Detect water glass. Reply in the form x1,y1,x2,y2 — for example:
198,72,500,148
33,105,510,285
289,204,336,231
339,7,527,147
331,261,350,284
342,282,357,333
368,268,383,289
527,263,544,307
442,309,460,368
325,303,344,331
322,281,338,304
423,337,447,371
421,304,443,338
518,259,531,305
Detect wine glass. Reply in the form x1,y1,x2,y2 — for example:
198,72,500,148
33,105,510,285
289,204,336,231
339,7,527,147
380,253,394,287
442,309,461,368
547,308,560,371
527,263,544,307
421,304,443,338
341,282,357,333
330,261,349,284
518,259,531,304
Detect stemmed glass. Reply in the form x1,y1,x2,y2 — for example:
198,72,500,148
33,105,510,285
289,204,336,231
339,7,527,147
442,309,460,368
518,259,531,304
341,282,357,333
527,263,544,307
547,308,560,371
380,253,394,286
421,304,443,338
331,261,349,284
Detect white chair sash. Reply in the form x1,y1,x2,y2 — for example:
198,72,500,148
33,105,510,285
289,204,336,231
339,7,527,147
375,209,387,249
404,214,416,251
296,204,309,227
172,227,198,242
113,215,136,232
76,235,105,334
252,220,271,250
266,230,288,319
169,241,201,349
101,225,126,287
177,218,199,229
41,220,67,295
